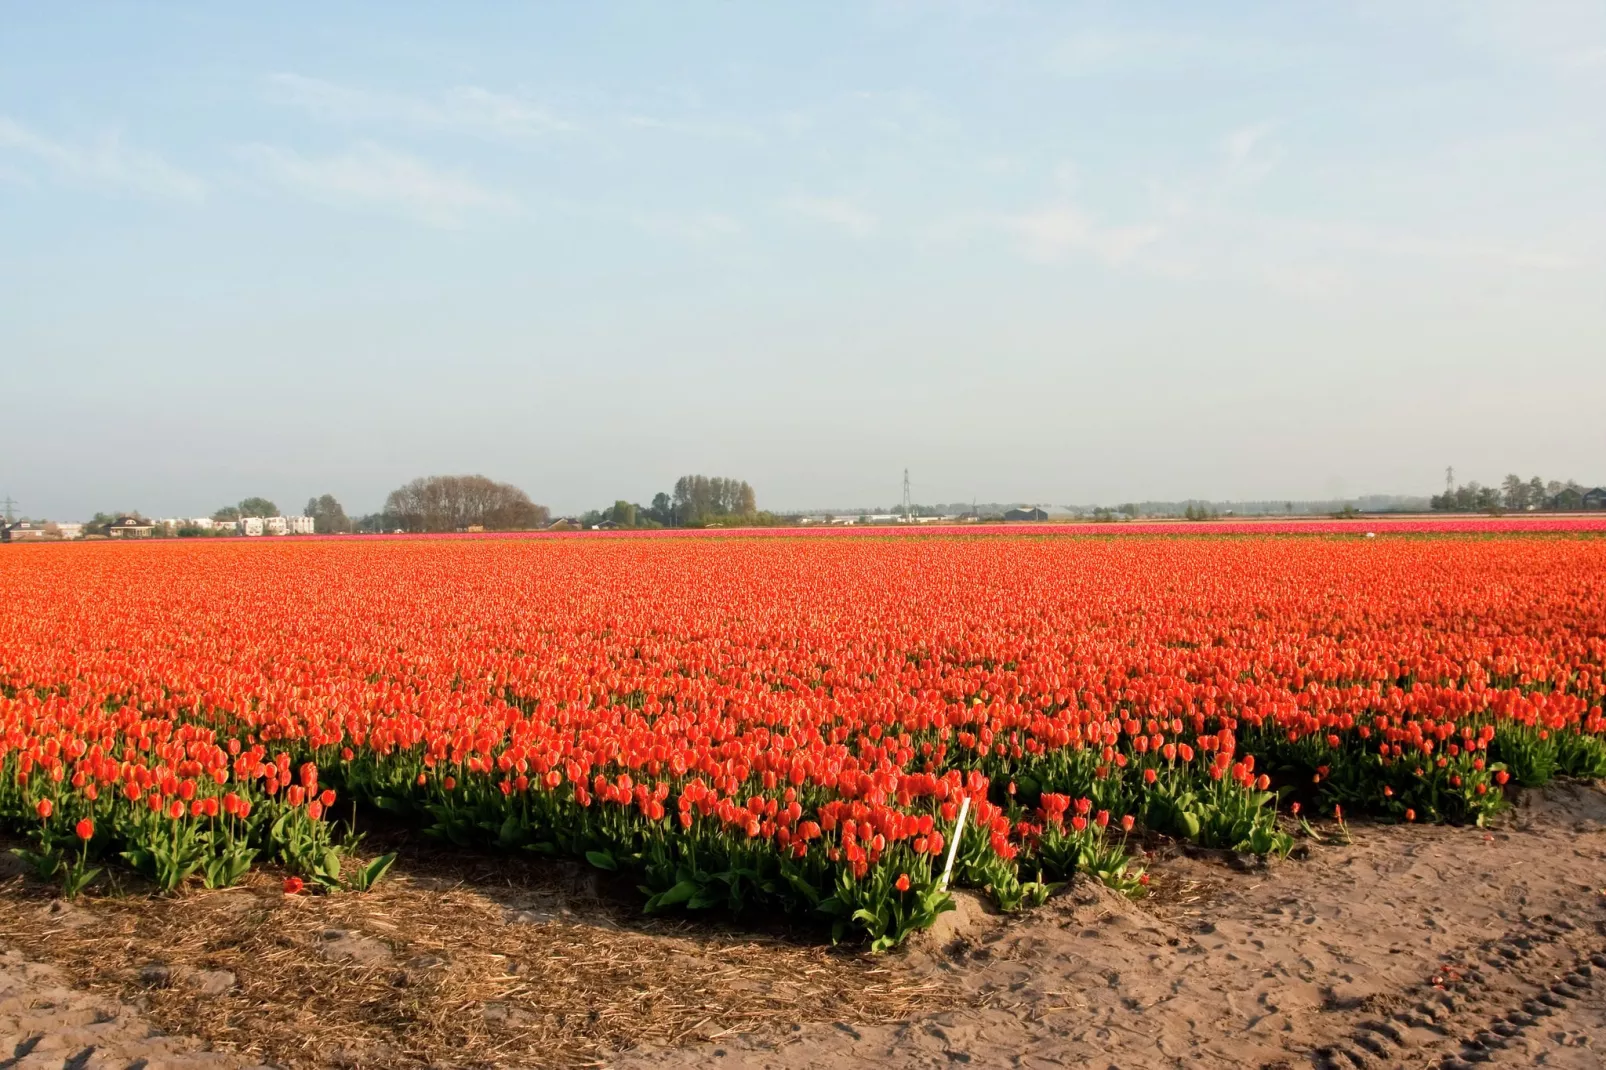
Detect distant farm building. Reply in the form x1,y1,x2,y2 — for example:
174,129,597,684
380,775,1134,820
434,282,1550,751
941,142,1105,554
107,516,154,538
1584,487,1606,510
4,522,49,540
3,522,82,540
1004,507,1048,522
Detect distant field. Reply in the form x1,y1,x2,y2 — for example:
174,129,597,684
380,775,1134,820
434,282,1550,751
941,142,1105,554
79,512,1606,541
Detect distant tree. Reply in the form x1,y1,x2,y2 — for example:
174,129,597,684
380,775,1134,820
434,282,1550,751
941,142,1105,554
648,492,674,526
1528,476,1546,508
305,494,352,534
608,500,637,527
1502,474,1526,511
1436,476,1527,514
383,474,549,533
672,475,756,526
212,506,242,522
672,476,693,524
237,497,279,518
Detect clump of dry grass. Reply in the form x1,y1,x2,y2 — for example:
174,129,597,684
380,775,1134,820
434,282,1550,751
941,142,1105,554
0,848,952,1068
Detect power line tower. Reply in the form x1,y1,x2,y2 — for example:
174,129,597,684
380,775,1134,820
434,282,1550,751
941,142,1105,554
1445,466,1454,495
902,469,912,523
1,496,15,525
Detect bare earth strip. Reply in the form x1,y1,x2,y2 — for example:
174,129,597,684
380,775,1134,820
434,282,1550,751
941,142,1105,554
621,782,1606,1070
2,783,1604,1070
0,949,259,1070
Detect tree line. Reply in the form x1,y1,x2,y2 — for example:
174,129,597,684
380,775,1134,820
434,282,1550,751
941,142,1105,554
69,493,353,537
211,497,280,523
573,474,767,529
1431,475,1592,513
69,471,769,538
378,475,549,533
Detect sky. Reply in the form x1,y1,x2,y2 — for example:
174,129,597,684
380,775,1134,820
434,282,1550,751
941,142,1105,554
3,1,1604,519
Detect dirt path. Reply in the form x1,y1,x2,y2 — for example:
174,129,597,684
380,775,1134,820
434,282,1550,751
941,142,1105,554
3,782,1603,1069
619,782,1606,1070
0,946,258,1070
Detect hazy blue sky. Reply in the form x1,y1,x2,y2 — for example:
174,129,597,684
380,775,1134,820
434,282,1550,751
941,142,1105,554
4,2,1604,518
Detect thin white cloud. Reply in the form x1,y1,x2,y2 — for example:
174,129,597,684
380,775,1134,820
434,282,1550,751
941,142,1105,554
1362,0,1606,76
1047,29,1295,77
0,116,205,199
782,195,877,236
1222,121,1281,184
1001,205,1163,264
622,114,760,142
1566,44,1606,68
1049,31,1129,76
238,142,518,227
631,212,742,242
1259,264,1349,300
267,73,572,139
1281,219,1576,271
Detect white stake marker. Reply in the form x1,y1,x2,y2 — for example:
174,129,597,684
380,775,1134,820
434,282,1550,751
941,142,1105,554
939,795,971,892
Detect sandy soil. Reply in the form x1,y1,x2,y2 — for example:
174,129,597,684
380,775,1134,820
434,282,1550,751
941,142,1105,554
621,782,1606,1070
2,782,1603,1069
0,946,262,1070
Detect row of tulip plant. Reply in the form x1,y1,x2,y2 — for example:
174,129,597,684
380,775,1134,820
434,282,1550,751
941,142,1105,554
3,533,1604,948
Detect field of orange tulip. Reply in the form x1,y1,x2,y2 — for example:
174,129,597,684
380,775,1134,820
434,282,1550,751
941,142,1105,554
3,533,1604,947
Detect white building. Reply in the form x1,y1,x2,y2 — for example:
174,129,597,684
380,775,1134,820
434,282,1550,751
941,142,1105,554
233,515,312,535
159,517,226,533
54,522,83,539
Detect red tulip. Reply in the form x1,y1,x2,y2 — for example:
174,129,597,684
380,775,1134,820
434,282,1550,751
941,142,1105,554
1,526,1601,933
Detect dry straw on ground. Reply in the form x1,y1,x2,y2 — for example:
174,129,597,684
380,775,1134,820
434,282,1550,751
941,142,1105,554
0,846,952,1068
